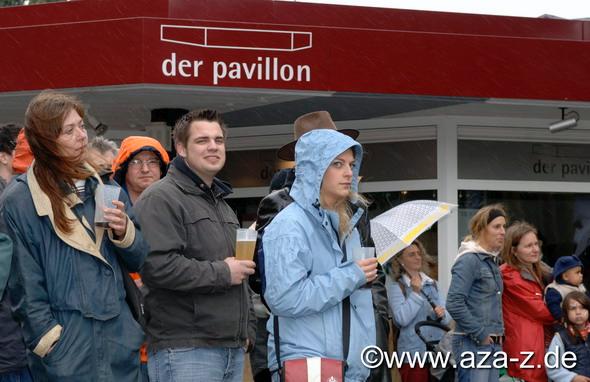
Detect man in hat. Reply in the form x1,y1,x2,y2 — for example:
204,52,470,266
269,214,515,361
251,111,391,382
112,136,170,205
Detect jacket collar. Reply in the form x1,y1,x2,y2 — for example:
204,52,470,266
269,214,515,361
401,272,435,287
456,240,500,262
169,157,233,198
27,162,108,265
519,267,538,283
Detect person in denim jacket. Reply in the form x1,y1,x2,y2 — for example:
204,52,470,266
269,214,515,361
447,204,507,382
386,239,451,382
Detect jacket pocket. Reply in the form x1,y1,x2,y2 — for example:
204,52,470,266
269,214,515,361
42,325,68,364
43,311,91,370
185,208,238,262
478,267,498,294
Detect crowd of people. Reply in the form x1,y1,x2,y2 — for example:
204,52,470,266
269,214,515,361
0,90,589,382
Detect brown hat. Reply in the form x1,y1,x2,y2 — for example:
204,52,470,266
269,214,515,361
277,111,359,161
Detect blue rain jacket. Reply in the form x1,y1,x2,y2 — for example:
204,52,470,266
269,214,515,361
263,129,376,382
2,165,147,381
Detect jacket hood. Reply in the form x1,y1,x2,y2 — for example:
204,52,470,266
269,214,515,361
456,240,499,260
112,136,170,185
12,129,34,174
290,129,362,215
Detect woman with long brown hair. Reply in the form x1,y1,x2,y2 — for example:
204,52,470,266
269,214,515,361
500,222,554,382
3,91,148,381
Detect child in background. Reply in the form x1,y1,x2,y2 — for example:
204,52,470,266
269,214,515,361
546,291,590,382
545,256,587,321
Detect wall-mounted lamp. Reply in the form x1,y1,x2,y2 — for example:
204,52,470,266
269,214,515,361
549,107,579,133
86,112,109,136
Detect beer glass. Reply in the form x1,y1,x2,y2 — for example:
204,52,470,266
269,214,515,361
235,228,257,261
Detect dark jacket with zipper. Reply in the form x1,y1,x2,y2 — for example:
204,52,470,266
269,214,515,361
134,157,256,351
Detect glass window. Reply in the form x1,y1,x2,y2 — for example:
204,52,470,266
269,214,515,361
361,140,436,182
218,149,291,188
458,190,590,269
458,140,590,182
219,140,437,188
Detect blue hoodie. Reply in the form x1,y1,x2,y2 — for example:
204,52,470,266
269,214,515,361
263,129,376,382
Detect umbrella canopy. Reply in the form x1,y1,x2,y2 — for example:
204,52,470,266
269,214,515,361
370,200,457,264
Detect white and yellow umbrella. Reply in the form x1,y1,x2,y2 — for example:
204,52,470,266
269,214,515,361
370,200,457,265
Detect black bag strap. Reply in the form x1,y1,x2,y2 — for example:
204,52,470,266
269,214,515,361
341,243,351,365
274,241,352,373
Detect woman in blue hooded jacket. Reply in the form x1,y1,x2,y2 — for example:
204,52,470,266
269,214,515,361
263,129,379,382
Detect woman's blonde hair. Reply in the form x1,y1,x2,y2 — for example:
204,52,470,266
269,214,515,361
388,240,433,282
322,191,368,240
464,203,507,242
501,221,547,287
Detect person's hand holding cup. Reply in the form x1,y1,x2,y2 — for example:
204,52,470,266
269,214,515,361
95,184,127,238
353,247,378,287
225,228,257,285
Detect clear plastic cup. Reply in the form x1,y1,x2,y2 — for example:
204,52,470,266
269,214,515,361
95,184,121,227
352,247,375,262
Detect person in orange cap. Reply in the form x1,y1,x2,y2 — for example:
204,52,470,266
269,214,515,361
112,136,169,382
112,136,170,205
11,128,34,175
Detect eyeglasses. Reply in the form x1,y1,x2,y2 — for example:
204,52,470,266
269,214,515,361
128,159,161,169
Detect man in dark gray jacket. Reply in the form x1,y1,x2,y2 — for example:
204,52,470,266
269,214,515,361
135,109,256,382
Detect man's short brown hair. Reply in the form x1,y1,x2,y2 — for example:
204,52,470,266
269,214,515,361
173,109,227,148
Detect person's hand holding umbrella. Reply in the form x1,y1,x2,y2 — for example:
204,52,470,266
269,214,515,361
401,261,446,321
